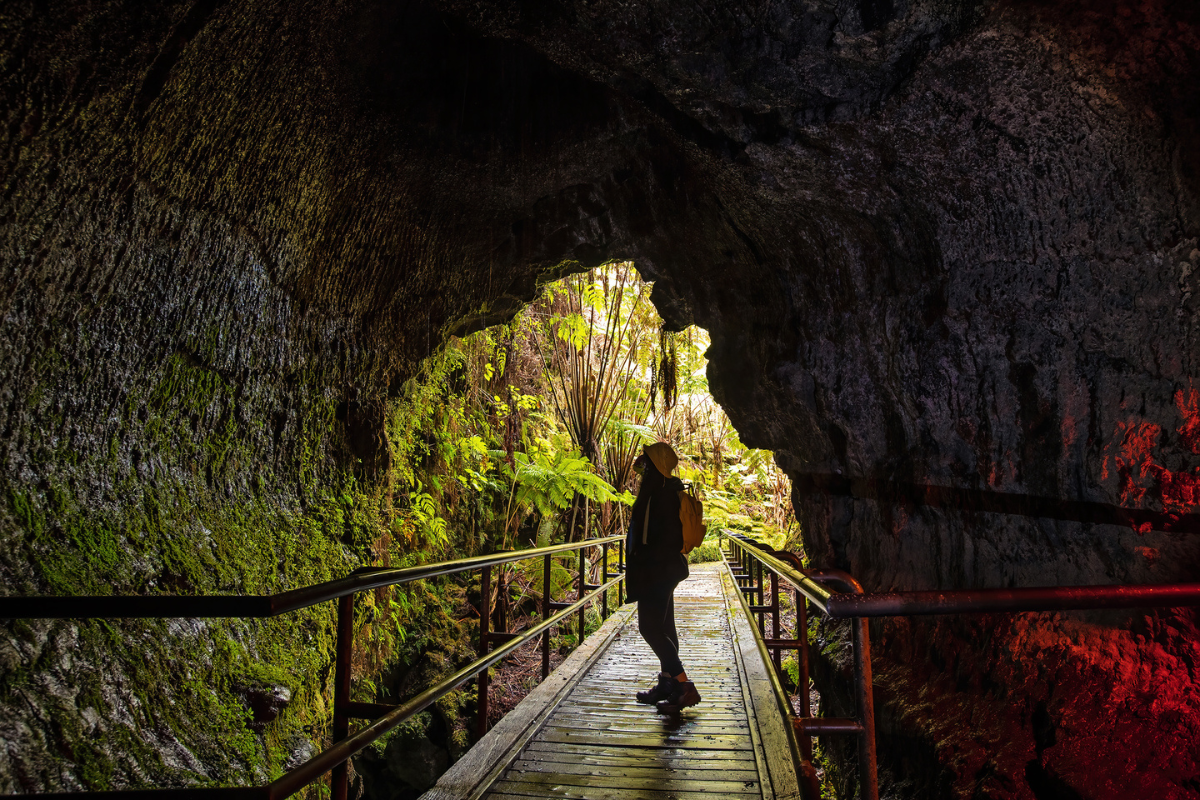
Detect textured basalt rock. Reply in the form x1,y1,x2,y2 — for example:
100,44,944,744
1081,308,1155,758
235,683,292,732
1,0,1198,796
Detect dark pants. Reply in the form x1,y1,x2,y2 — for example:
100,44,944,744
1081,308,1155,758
637,589,683,676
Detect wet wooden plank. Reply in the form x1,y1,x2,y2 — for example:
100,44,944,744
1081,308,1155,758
532,735,753,749
539,721,750,737
551,702,745,716
506,757,760,781
487,792,740,800
542,708,749,724
488,781,759,800
514,752,758,771
492,771,762,795
516,740,758,769
498,765,760,788
538,706,749,724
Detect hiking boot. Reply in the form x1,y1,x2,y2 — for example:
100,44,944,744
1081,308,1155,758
656,680,701,715
636,672,675,705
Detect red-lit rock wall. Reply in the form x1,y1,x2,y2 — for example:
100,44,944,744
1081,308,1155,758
771,4,1200,795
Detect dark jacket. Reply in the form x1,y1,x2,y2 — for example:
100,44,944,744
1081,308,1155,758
624,465,689,602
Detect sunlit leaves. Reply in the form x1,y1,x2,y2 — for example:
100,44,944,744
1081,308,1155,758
385,257,796,558
406,487,448,548
606,418,657,447
490,447,633,547
553,313,590,352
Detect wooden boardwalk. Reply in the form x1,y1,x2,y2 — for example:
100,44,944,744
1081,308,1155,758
423,563,800,800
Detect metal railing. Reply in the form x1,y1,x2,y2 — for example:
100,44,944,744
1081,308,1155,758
719,530,1200,800
1,535,627,799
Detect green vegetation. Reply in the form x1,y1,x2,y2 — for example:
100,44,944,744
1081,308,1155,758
383,263,794,558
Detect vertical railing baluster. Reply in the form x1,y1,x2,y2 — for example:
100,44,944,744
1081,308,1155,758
770,571,781,674
618,540,625,605
602,542,610,618
496,568,508,637
331,594,353,800
577,546,586,644
754,558,764,632
477,564,491,739
542,554,552,679
853,614,879,800
756,558,765,610
795,587,813,762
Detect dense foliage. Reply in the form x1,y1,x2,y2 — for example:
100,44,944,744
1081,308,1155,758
383,262,796,566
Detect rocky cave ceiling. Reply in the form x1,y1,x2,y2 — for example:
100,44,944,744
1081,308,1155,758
2,0,1199,796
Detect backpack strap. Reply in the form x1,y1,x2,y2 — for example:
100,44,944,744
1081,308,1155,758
642,497,652,545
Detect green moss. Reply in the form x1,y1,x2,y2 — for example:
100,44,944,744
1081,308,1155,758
687,539,723,564
3,341,396,794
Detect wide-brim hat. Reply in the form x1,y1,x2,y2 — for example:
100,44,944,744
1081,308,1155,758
644,442,678,477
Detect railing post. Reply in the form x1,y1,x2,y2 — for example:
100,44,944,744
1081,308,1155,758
477,564,491,739
853,614,879,800
795,587,814,763
331,594,353,800
770,571,781,674
542,554,552,679
753,558,764,631
756,558,765,610
577,546,586,644
496,568,508,635
602,542,610,618
811,568,879,800
618,540,625,605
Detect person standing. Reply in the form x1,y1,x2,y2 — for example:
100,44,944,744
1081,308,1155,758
624,442,702,714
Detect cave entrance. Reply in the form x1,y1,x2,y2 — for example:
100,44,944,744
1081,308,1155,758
390,261,797,561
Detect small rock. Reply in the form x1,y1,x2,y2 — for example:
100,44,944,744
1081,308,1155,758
234,684,292,731
283,735,316,770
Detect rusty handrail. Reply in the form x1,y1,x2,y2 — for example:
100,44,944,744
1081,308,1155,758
790,473,1200,534
721,531,1200,619
6,536,626,799
720,529,1200,800
822,582,1200,617
0,535,624,619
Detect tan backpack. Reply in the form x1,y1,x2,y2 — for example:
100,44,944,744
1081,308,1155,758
678,483,707,554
